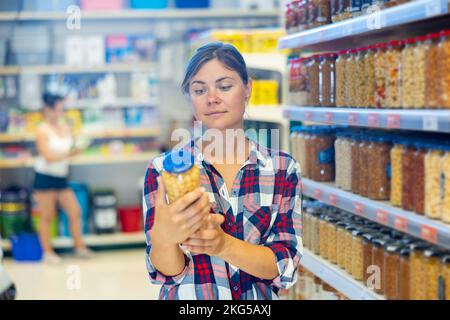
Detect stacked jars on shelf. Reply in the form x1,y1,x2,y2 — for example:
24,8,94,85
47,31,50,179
288,29,450,109
302,201,450,300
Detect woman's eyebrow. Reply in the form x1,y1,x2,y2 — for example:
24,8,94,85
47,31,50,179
216,77,234,83
191,77,235,85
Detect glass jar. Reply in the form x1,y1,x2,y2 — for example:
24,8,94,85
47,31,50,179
349,0,362,18
330,0,340,22
437,30,450,108
316,0,331,26
303,207,312,249
425,32,441,109
364,45,376,108
401,141,415,212
384,242,401,300
303,126,313,179
290,127,299,163
413,142,427,215
336,222,348,269
335,132,352,191
368,136,392,201
385,40,404,108
441,147,450,223
307,55,321,106
374,43,388,108
327,217,338,264
351,229,364,281
424,249,444,300
162,149,200,203
311,127,335,182
345,49,357,107
425,145,444,219
399,248,411,300
334,132,344,189
442,255,450,301
298,0,308,32
306,0,317,29
340,0,352,20
400,38,416,108
371,238,387,294
362,232,375,286
319,53,337,107
310,211,321,255
285,3,295,33
412,35,427,108
344,225,356,274
291,0,301,33
409,243,429,300
358,135,370,198
351,134,361,194
335,50,347,107
319,214,329,259
390,140,404,207
354,47,366,107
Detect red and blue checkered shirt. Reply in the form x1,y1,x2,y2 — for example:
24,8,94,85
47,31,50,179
143,137,303,300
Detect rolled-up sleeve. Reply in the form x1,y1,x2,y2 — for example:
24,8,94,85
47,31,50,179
143,161,192,287
264,158,303,289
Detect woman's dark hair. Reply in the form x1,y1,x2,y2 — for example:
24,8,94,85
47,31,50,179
42,92,64,109
181,42,248,96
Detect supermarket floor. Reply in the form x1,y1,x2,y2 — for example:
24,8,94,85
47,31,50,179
2,249,161,300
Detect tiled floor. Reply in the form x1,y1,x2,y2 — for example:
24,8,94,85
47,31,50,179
2,249,161,300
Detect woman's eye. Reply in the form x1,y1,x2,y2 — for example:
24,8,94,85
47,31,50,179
193,89,206,95
219,85,232,91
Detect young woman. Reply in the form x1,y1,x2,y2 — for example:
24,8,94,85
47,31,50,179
34,93,94,263
143,43,302,300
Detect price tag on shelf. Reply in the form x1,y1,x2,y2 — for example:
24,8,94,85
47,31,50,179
329,193,338,206
314,189,323,200
368,114,380,127
387,114,400,128
394,216,409,233
305,111,313,121
421,225,438,244
354,202,365,216
376,210,388,225
348,113,359,125
325,112,333,123
423,116,438,131
282,109,290,119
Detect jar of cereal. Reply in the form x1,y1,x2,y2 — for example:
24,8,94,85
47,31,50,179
385,40,404,108
437,30,450,108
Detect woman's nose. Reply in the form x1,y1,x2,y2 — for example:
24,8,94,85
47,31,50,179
207,87,220,105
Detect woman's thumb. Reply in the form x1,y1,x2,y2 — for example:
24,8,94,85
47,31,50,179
207,214,225,229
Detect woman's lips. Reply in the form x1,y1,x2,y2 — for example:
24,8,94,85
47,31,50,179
206,111,227,117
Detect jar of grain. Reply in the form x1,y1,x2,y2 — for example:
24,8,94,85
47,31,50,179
362,232,375,286
424,249,445,300
425,32,441,109
437,30,450,108
327,217,339,264
336,222,349,269
358,135,370,198
374,43,388,108
335,50,348,107
409,243,429,300
354,47,367,107
335,132,352,191
345,49,357,107
400,37,416,108
441,255,450,301
319,53,337,107
371,237,387,294
440,145,450,223
425,144,444,220
385,40,404,108
307,55,321,106
310,210,322,255
344,225,357,274
363,45,376,108
297,127,309,180
311,127,335,182
401,140,416,212
368,136,392,201
303,126,314,178
413,142,427,215
334,132,344,189
399,247,411,300
319,214,329,259
390,140,404,207
351,134,361,194
351,229,364,281
412,35,427,108
384,242,401,300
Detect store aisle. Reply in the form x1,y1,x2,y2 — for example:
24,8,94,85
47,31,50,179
2,249,160,300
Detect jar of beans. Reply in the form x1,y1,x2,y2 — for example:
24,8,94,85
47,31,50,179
438,30,450,108
413,142,427,215
310,127,335,182
368,136,392,201
319,53,337,107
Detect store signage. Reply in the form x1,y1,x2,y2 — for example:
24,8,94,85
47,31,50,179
348,113,359,125
387,114,400,128
376,210,388,225
394,216,409,233
368,113,380,127
421,225,438,244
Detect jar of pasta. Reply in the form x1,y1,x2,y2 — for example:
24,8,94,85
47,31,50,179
345,49,357,107
442,255,450,300
385,40,404,108
412,35,427,108
310,210,322,255
409,243,429,300
401,140,415,212
297,127,309,180
351,229,364,281
363,45,376,108
354,47,366,107
384,242,401,300
351,134,361,194
327,217,338,264
311,127,335,182
316,0,331,26
390,140,404,207
334,132,344,189
441,145,450,223
319,214,329,259
413,142,427,215
335,50,347,107
437,30,450,108
336,222,349,269
425,32,441,109
358,135,370,198
368,136,392,201
362,232,375,286
319,53,337,107
344,225,357,274
303,126,313,178
424,249,445,300
425,144,444,219
303,206,313,249
371,237,387,294
335,132,352,191
307,55,321,106
162,149,201,203
400,37,416,108
374,42,388,108
399,248,411,300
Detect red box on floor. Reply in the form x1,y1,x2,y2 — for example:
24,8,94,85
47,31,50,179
119,207,142,233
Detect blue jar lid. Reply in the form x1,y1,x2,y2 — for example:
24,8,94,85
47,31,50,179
163,149,195,174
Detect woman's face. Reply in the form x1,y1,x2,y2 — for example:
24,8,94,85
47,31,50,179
44,100,64,122
188,59,252,131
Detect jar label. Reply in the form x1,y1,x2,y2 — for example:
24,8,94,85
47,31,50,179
318,146,335,164
330,64,335,104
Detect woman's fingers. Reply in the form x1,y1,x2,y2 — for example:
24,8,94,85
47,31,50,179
183,238,216,247
184,205,210,231
172,187,206,212
190,229,218,240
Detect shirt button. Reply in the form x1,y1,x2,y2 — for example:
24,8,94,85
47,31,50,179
228,222,233,227
233,286,239,291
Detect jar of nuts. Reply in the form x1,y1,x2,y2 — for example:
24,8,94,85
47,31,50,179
368,136,392,201
400,37,416,109
385,40,404,108
363,45,376,108
425,144,444,220
335,50,348,107
438,30,450,108
412,35,427,108
413,142,427,215
401,140,416,212
425,32,441,109
374,42,388,108
440,145,450,223
390,140,404,207
162,149,201,203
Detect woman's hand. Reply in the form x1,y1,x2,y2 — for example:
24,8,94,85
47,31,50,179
150,176,211,246
182,214,230,257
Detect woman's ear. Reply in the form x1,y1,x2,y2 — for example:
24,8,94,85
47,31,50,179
245,78,253,103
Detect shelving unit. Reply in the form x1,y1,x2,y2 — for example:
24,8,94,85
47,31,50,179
300,248,385,300
279,0,450,51
243,53,287,74
66,97,159,109
0,63,155,75
283,106,450,133
1,232,146,252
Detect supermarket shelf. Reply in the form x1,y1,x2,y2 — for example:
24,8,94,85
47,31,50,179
243,53,287,74
301,178,450,250
1,232,146,252
0,66,20,76
282,106,450,133
0,63,155,75
0,128,160,143
247,106,289,124
0,9,280,21
0,151,159,169
66,97,159,109
300,248,385,300
278,0,450,51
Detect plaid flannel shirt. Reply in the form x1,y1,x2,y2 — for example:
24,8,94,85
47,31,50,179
143,137,303,300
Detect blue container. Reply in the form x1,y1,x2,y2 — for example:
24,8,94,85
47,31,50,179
59,182,89,237
10,233,43,262
22,0,79,11
175,0,210,8
130,0,168,9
